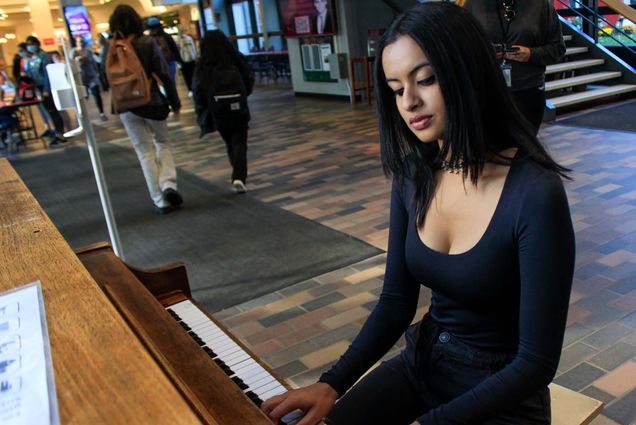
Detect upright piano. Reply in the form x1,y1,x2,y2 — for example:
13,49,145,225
0,159,302,424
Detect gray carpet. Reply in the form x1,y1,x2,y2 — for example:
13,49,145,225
10,144,382,312
557,100,636,133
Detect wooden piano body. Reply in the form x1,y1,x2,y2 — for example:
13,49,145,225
77,242,291,425
0,159,284,424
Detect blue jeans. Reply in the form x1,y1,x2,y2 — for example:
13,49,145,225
327,316,551,425
168,61,178,85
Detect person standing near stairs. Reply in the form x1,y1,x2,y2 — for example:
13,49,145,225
463,0,565,135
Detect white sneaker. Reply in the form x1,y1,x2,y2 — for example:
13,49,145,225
232,180,247,194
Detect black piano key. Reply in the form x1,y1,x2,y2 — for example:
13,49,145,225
203,346,217,357
245,391,262,406
179,322,191,331
212,358,234,375
231,376,249,390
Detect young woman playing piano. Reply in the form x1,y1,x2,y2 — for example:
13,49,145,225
262,3,575,425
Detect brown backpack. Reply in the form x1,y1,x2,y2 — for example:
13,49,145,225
106,33,151,112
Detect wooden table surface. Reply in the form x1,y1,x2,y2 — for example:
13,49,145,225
0,158,206,424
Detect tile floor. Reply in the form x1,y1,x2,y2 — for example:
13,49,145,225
9,84,636,424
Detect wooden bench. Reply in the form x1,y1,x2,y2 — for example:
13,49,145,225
550,383,603,425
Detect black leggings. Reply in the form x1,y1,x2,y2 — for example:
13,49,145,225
327,320,551,425
218,127,248,182
181,61,196,91
40,90,65,136
510,87,545,136
89,84,104,114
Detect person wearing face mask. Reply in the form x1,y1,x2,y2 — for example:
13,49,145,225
71,36,108,122
25,36,68,146
261,4,574,425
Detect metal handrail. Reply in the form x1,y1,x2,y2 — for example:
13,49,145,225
555,0,636,61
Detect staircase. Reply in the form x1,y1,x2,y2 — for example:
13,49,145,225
544,21,636,120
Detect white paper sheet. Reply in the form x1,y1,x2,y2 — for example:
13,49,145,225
0,282,59,425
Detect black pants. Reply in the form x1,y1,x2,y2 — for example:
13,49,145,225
181,61,196,91
39,88,65,136
218,127,248,183
328,318,551,425
89,84,104,114
99,65,110,91
510,87,545,136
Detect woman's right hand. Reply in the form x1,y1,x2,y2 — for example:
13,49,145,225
260,382,338,425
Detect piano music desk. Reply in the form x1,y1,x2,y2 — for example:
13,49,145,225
0,158,208,424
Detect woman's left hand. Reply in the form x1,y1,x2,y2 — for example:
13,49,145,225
504,45,531,62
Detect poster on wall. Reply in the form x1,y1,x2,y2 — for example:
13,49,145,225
278,0,337,37
63,5,93,47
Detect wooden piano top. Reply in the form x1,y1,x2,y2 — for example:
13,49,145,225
0,159,206,424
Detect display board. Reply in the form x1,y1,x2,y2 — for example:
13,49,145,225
278,0,337,37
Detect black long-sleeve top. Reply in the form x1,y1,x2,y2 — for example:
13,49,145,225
463,0,566,91
319,153,575,424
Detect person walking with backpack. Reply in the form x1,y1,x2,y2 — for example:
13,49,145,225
71,36,108,122
147,17,182,85
107,5,183,214
177,29,198,97
192,30,254,194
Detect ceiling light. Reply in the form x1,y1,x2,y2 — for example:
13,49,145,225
0,38,7,44
97,23,109,29
24,6,30,12
5,33,15,39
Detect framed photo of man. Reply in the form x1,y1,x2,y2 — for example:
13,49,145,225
278,0,338,37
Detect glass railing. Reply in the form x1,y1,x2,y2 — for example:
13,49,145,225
555,0,636,56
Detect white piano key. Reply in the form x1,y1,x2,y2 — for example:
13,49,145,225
260,385,288,401
223,352,251,367
167,300,288,403
252,381,282,398
240,370,272,387
232,359,261,375
246,375,277,391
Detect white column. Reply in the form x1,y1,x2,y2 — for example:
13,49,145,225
27,0,56,42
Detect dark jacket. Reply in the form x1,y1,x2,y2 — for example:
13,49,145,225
150,29,182,64
125,35,180,119
192,58,254,136
464,0,566,91
12,54,23,80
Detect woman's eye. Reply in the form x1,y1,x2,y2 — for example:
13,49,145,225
392,87,404,97
418,75,436,86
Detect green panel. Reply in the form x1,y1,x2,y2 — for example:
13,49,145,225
303,71,337,82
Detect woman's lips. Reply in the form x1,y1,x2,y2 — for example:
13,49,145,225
410,115,432,131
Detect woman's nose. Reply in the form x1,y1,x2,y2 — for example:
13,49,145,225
401,86,421,111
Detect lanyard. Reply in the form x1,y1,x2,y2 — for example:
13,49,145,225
495,0,513,47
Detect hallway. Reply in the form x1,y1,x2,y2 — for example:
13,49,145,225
16,83,636,424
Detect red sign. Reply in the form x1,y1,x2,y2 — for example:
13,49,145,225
43,38,56,46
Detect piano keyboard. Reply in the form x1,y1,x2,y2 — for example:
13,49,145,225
167,300,305,425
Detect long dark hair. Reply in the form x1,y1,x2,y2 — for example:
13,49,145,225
195,30,249,90
108,5,144,38
375,3,569,225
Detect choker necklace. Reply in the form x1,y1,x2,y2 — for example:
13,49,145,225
439,159,464,174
